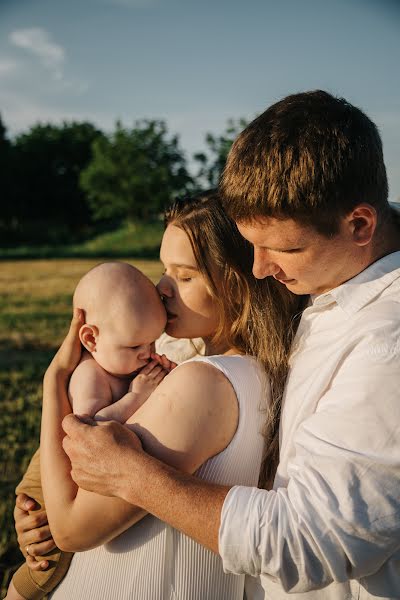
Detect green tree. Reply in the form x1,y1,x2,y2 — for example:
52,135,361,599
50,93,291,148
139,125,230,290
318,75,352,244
11,121,103,243
81,120,193,222
0,115,12,223
193,118,248,188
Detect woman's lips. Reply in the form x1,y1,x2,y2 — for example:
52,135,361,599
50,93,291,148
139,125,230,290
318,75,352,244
166,309,178,322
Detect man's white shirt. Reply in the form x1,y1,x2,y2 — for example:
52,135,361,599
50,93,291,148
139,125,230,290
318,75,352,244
219,251,400,599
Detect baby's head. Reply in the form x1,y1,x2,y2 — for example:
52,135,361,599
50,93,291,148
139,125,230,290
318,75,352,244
73,262,167,377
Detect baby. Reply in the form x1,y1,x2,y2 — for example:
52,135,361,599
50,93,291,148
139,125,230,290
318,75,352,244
6,261,171,600
69,261,168,422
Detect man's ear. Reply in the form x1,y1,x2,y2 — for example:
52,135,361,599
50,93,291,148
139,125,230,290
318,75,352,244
79,324,99,352
347,203,377,246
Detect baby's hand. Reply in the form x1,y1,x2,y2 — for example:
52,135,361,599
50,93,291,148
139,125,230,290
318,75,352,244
150,352,178,373
129,359,169,399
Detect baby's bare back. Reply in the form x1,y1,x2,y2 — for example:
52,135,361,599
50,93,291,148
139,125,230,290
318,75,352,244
68,351,131,417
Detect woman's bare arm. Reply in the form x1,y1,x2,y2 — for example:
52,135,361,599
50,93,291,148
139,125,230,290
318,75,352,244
41,361,238,552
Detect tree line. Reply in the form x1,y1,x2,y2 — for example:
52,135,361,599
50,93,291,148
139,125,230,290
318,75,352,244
0,115,247,246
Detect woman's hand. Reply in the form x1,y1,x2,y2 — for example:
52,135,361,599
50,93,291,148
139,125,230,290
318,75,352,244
14,494,56,571
45,308,84,380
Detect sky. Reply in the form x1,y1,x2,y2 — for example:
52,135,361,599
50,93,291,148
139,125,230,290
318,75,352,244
0,0,399,200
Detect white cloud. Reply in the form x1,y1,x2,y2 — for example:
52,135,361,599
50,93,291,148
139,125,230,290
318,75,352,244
10,28,65,81
0,91,114,134
0,58,19,78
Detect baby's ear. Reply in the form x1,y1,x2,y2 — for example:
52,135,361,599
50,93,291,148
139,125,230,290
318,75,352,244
79,324,99,352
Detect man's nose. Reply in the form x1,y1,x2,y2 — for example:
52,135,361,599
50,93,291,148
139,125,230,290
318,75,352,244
252,249,280,279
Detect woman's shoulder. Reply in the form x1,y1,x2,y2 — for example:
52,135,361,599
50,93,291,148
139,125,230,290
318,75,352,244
183,354,267,387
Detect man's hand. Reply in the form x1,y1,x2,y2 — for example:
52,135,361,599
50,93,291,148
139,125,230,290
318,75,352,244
45,308,84,380
62,414,144,499
14,494,56,571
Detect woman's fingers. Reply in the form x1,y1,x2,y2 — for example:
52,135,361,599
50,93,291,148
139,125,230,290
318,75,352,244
16,509,48,535
15,493,40,513
16,511,49,552
25,535,57,557
21,524,53,548
47,308,84,377
26,555,49,571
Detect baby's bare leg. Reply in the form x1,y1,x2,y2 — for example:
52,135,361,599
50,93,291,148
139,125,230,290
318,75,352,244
5,580,27,600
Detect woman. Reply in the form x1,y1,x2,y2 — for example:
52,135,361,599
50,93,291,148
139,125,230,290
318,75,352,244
12,191,303,599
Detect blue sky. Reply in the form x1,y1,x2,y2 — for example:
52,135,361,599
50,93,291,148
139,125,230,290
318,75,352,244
1,0,399,200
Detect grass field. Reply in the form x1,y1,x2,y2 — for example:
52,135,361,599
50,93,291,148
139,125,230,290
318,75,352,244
0,258,163,595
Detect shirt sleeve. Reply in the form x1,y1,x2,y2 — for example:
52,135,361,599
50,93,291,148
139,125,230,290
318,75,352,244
219,335,400,593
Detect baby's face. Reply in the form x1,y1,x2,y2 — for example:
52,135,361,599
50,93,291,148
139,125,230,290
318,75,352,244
75,262,167,377
94,308,165,377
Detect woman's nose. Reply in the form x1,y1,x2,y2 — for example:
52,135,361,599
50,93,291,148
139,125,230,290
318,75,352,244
157,275,173,298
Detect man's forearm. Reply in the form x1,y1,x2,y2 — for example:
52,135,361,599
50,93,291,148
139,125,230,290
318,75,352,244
120,450,230,553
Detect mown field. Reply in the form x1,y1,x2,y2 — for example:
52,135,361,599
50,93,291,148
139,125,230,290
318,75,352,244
0,258,163,595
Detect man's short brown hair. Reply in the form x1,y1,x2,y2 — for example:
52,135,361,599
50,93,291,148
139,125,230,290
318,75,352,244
221,90,389,235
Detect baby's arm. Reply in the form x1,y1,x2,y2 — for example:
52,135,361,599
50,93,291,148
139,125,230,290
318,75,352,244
69,358,112,417
94,359,169,423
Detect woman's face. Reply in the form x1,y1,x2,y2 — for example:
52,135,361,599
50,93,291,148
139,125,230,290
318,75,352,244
157,224,219,340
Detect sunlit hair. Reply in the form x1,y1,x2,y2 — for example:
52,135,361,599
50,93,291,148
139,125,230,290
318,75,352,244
221,90,390,235
165,190,307,488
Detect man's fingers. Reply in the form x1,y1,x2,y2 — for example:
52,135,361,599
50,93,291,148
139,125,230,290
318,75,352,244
15,493,40,513
62,412,93,436
26,555,49,571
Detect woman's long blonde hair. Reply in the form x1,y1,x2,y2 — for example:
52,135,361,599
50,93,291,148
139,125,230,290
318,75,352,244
165,190,306,488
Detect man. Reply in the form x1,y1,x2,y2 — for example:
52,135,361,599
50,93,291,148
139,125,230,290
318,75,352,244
24,91,400,598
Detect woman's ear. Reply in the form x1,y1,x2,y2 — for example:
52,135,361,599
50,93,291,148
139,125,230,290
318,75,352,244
79,324,99,353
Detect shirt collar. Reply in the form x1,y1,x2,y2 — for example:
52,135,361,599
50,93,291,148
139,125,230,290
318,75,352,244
312,251,400,316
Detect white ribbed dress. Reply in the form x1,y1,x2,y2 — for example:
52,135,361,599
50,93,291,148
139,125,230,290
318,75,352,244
49,355,268,600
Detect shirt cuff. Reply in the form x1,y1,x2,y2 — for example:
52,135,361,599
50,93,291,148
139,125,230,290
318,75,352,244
219,485,269,577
